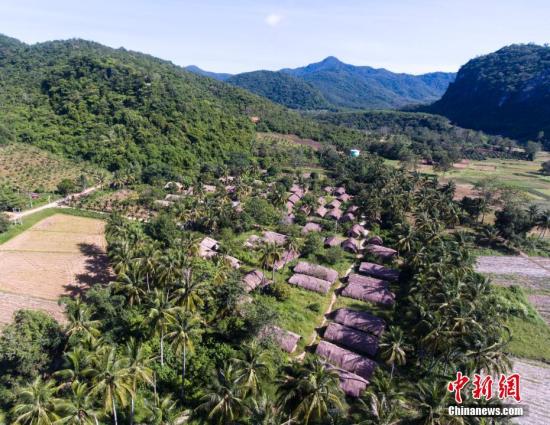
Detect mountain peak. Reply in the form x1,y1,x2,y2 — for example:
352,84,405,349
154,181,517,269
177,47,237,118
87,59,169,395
320,56,343,65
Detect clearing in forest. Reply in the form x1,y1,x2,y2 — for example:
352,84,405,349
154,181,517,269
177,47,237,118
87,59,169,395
0,213,110,324
513,358,550,425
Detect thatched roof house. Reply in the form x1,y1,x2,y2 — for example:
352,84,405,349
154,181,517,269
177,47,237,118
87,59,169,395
327,199,342,209
334,187,346,196
366,244,397,260
299,205,311,215
324,322,379,357
338,193,352,202
294,261,339,283
330,308,386,336
199,237,219,258
342,238,360,254
288,273,332,294
315,340,376,380
202,184,217,193
260,325,301,353
244,234,262,248
263,231,287,246
328,365,369,397
358,262,399,281
302,222,322,234
348,224,367,238
224,255,241,269
281,214,295,225
324,186,335,194
340,212,355,223
341,277,395,306
367,235,383,246
154,200,173,208
290,184,302,193
273,250,300,270
317,196,326,205
348,273,389,288
242,269,269,292
327,208,343,221
346,205,359,214
325,235,345,248
164,181,184,191
286,201,294,213
288,193,301,205
315,206,328,218
165,194,184,202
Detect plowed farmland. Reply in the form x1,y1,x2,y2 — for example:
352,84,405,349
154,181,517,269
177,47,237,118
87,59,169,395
0,214,109,324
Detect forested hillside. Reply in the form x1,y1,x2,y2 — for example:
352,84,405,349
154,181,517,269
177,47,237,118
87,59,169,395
282,56,455,109
226,70,332,110
429,44,550,148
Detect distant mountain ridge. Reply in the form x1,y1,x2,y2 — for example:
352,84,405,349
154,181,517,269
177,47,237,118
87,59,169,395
187,57,455,110
428,44,550,146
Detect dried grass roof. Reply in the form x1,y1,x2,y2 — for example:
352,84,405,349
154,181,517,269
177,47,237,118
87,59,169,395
358,262,399,281
366,244,397,259
330,308,386,336
341,280,394,306
288,273,332,294
327,199,342,209
348,224,367,238
367,235,383,245
342,238,360,253
340,212,355,223
302,222,322,234
327,209,343,220
273,250,299,270
263,231,287,245
338,193,352,202
334,187,346,196
326,364,369,397
260,325,301,353
242,269,268,292
315,340,376,380
315,206,328,217
288,193,301,204
294,261,339,283
324,322,379,357
324,236,345,247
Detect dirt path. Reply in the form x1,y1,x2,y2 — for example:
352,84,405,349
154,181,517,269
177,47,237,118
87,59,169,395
6,186,100,221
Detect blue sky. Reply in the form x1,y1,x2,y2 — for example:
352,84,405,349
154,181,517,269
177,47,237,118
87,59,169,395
1,0,549,74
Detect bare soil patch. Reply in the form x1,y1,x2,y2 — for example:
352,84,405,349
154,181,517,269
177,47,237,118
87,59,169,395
0,214,110,325
476,256,550,278
512,358,550,425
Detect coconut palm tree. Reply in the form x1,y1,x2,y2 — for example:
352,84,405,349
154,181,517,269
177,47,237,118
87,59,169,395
166,311,201,402
195,364,247,425
84,346,133,425
171,268,206,313
147,289,176,366
56,381,100,425
258,242,283,282
11,378,63,425
232,342,270,397
123,339,154,425
53,346,91,385
406,381,459,425
112,262,146,306
380,327,410,379
65,297,101,345
276,358,344,425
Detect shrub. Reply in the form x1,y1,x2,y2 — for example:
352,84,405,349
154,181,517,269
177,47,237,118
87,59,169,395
307,302,321,312
265,282,291,301
56,178,77,196
322,246,343,265
0,213,10,233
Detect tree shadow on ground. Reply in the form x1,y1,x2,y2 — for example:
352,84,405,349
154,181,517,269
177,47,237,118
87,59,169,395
64,243,113,296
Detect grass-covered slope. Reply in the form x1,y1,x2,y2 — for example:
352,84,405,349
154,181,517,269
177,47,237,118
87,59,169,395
227,70,331,110
428,44,550,147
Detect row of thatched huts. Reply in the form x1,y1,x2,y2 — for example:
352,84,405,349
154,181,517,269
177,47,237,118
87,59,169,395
288,261,339,294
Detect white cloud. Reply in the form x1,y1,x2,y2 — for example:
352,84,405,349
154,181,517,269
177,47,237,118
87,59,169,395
265,13,283,27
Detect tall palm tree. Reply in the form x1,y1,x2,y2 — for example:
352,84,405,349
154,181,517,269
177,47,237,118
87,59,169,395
123,339,154,425
232,342,270,397
84,346,133,425
65,297,101,345
147,289,176,366
56,381,100,425
276,358,344,425
136,240,160,292
258,242,283,282
53,346,92,385
166,311,201,402
113,262,145,307
380,327,411,379
195,364,247,425
11,378,63,425
406,381,459,425
171,268,206,313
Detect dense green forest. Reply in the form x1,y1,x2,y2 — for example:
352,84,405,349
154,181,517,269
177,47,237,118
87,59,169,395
428,44,550,149
281,56,455,109
314,110,527,164
227,70,332,110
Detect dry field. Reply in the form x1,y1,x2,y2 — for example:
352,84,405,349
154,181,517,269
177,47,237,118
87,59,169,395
476,256,550,278
513,358,550,425
0,214,109,324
